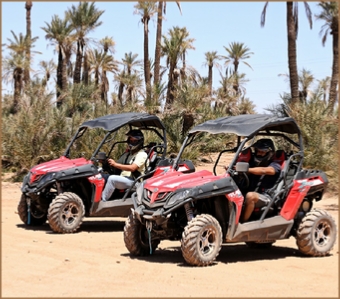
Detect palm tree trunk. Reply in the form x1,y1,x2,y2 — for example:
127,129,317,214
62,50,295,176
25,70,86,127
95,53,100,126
56,47,63,106
208,65,213,96
166,64,176,107
287,2,299,105
128,87,133,103
180,52,186,85
24,1,32,86
233,61,239,95
327,22,339,115
154,1,163,86
101,70,108,105
143,18,152,102
73,40,82,84
62,49,68,95
13,68,23,114
118,81,125,106
82,52,89,85
182,112,194,136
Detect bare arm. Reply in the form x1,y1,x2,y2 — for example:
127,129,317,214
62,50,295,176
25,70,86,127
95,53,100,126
107,159,139,172
248,166,275,176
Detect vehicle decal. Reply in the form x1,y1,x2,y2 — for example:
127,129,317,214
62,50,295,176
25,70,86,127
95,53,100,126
226,189,244,224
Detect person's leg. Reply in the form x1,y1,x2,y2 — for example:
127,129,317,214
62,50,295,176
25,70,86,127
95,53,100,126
102,173,109,183
255,193,272,208
241,191,259,222
101,175,134,201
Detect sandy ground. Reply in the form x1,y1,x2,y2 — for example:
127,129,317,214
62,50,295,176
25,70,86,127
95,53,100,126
1,157,339,298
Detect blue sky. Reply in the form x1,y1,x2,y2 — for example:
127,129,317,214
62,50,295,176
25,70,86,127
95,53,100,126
1,1,333,113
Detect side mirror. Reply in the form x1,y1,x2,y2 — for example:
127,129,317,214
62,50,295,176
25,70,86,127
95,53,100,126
97,152,107,160
235,162,249,172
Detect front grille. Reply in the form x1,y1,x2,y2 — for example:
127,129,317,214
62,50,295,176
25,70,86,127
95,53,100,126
142,189,171,208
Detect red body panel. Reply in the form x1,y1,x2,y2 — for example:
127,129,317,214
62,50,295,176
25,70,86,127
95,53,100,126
88,174,106,202
152,163,195,177
29,156,92,184
280,176,325,220
145,169,224,203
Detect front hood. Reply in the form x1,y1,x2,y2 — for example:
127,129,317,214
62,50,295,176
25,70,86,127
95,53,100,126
29,156,91,182
30,156,90,173
144,169,222,192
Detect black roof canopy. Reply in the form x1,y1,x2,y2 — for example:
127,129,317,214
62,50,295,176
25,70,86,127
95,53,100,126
189,114,301,138
80,112,165,132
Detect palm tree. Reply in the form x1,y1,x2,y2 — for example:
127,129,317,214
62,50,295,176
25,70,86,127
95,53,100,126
154,1,182,86
178,27,195,84
24,1,33,84
172,82,208,136
261,2,313,106
4,30,39,56
120,52,142,75
315,1,338,115
66,2,104,84
203,51,221,96
37,59,56,87
41,15,73,105
161,26,195,106
298,68,314,102
115,52,142,105
4,30,40,85
123,73,144,104
3,31,40,112
221,42,253,94
99,36,117,106
134,1,158,102
99,36,116,54
114,70,127,106
2,53,29,113
238,96,256,114
62,37,75,82
221,42,253,74
318,76,331,103
215,71,248,114
87,49,119,105
147,81,167,113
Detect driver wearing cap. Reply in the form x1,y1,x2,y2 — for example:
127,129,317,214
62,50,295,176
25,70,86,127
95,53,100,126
241,138,281,222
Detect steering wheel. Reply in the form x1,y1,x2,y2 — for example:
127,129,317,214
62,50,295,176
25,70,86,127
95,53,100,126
155,145,165,154
95,152,119,175
231,169,249,191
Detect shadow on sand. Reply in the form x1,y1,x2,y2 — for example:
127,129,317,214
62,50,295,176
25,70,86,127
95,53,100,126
120,242,311,267
16,219,125,234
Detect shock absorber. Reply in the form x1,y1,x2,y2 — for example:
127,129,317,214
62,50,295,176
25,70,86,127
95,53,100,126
184,202,194,221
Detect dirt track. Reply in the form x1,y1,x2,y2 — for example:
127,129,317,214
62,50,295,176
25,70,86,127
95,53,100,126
1,164,339,297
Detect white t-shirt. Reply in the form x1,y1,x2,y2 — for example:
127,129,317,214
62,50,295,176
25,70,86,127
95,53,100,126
120,149,148,178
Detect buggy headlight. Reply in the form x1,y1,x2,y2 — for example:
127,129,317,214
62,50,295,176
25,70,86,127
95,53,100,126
166,190,190,207
136,181,145,205
37,172,56,187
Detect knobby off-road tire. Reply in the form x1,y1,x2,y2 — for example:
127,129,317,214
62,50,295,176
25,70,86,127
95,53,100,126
47,192,85,234
124,212,160,256
17,194,47,226
296,209,337,257
181,214,222,266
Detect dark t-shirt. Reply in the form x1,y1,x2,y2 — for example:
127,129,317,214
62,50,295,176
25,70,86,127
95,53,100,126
248,160,281,193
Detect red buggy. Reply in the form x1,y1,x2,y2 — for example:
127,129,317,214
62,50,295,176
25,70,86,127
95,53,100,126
124,114,337,266
19,112,194,233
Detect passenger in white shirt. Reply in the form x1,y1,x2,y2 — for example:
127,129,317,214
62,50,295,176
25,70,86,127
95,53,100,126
101,130,147,202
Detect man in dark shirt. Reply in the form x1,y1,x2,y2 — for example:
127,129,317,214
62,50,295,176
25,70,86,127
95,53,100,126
241,139,281,223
